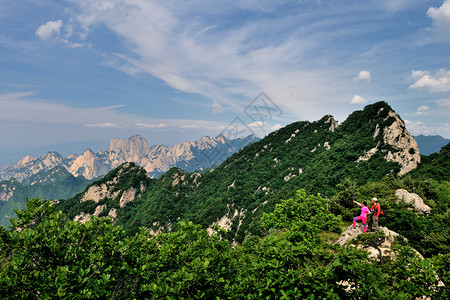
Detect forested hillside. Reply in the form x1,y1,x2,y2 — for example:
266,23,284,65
58,101,420,242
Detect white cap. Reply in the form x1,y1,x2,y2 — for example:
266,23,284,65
371,197,378,202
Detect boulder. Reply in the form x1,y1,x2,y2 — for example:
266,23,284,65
335,225,423,260
395,189,431,214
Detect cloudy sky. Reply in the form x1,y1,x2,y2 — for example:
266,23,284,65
1,0,450,165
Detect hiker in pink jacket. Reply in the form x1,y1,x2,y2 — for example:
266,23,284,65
352,200,370,233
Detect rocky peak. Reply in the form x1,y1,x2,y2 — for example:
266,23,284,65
382,110,421,175
395,189,431,214
109,135,150,161
324,115,339,132
351,103,421,175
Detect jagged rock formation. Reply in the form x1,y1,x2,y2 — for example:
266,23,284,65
0,152,68,182
395,189,432,214
0,134,258,181
354,106,420,175
382,110,421,175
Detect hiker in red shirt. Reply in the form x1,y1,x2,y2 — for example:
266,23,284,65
370,197,381,232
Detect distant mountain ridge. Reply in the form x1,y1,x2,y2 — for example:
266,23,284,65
0,166,93,227
0,134,259,181
414,134,450,156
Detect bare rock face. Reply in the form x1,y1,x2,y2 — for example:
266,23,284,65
207,204,246,239
119,187,136,208
395,189,431,214
324,116,339,132
74,162,149,223
355,108,421,175
382,111,421,175
0,181,15,202
109,135,151,162
336,225,423,260
73,212,92,224
81,183,119,204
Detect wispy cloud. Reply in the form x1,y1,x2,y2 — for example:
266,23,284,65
28,1,450,139
84,122,125,129
416,105,430,115
40,0,387,120
249,121,266,128
436,98,450,109
135,123,169,129
0,92,224,131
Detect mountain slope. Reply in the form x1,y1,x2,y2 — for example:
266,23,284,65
409,141,450,181
59,101,421,242
0,166,93,227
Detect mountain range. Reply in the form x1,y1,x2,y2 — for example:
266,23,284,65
0,134,259,181
57,101,425,243
0,134,258,226
414,134,450,155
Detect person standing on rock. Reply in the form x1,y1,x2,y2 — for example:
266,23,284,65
369,197,381,232
352,200,370,233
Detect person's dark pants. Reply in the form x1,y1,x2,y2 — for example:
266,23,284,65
371,214,379,231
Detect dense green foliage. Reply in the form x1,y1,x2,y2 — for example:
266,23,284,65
410,142,450,181
1,195,447,299
0,166,93,227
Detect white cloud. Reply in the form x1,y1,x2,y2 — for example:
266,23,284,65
249,121,266,128
354,70,371,81
409,69,450,92
350,95,367,104
84,122,124,128
36,20,63,40
136,123,169,129
428,0,450,35
416,105,430,115
410,70,429,80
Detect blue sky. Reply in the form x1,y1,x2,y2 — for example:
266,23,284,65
1,0,450,165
